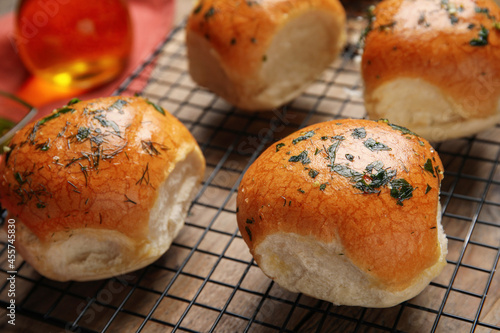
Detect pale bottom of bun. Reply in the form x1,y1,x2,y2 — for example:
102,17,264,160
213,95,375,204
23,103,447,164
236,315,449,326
365,78,500,141
15,150,203,282
253,205,447,308
187,10,345,111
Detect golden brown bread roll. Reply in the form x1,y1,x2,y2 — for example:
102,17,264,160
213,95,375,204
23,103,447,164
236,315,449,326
361,0,500,141
0,96,205,281
186,0,346,110
237,119,447,307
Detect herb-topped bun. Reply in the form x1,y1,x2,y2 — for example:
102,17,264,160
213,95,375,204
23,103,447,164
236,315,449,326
186,0,346,111
0,96,205,281
237,119,447,307
361,0,500,141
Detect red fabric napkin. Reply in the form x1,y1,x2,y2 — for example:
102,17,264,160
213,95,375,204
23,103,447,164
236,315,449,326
0,0,175,119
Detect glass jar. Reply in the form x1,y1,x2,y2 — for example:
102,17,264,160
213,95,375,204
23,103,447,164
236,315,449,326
15,0,133,89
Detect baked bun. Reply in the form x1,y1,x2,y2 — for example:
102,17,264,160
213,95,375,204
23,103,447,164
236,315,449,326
0,96,205,281
361,0,500,141
186,0,346,111
237,119,447,307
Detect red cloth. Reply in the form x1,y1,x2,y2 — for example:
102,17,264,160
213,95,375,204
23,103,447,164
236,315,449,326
0,0,175,119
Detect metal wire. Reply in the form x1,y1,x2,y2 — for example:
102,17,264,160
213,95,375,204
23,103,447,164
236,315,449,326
1,14,499,333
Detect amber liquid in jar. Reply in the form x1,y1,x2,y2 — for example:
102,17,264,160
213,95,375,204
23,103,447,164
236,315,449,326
16,0,132,89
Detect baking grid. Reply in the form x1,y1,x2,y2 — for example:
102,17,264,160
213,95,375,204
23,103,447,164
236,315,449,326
1,6,500,333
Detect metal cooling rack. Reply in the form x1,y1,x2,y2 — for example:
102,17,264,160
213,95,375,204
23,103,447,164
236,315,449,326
1,8,499,333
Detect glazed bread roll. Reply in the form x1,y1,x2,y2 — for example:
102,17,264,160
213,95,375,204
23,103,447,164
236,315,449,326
0,97,205,281
186,0,346,110
237,119,447,307
361,0,500,141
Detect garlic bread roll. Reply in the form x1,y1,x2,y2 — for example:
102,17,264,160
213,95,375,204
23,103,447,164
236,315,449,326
186,0,346,110
237,119,447,307
0,96,205,281
362,0,500,141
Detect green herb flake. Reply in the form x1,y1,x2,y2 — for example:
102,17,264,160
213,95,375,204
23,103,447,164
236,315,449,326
425,184,432,194
124,195,137,205
332,165,362,178
108,99,128,114
364,138,391,152
289,150,311,165
351,127,366,139
308,169,319,179
326,137,344,169
345,153,355,162
358,5,376,48
55,106,75,114
470,25,489,46
424,158,436,177
378,21,397,31
38,106,75,126
292,130,315,145
298,188,305,193
319,183,328,191
245,226,252,241
388,123,418,136
204,6,216,19
276,143,285,152
14,172,25,185
76,127,91,142
365,160,384,172
418,13,426,25
93,115,120,134
36,140,50,151
442,1,462,24
146,100,166,116
67,98,81,105
419,141,425,146
475,6,490,14
321,136,328,141
390,178,414,205
36,202,46,209
246,218,255,224
354,167,396,194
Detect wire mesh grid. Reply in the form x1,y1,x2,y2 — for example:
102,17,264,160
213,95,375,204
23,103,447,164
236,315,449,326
1,10,500,333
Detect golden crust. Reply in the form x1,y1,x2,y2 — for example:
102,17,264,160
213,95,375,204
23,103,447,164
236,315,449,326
362,0,500,119
0,96,204,242
237,119,444,291
187,0,346,79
